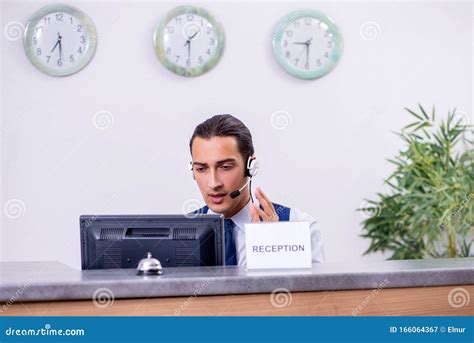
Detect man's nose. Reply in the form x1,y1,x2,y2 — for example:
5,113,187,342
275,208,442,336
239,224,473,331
208,169,223,189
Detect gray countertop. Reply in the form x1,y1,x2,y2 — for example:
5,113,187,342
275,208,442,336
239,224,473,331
0,258,473,302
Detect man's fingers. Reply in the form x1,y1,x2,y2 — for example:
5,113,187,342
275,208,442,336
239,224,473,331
255,187,274,217
255,206,271,221
249,204,260,222
256,187,276,213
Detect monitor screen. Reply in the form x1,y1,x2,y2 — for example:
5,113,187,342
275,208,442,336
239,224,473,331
80,214,224,269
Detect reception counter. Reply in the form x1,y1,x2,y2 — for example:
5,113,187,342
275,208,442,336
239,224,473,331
1,258,472,316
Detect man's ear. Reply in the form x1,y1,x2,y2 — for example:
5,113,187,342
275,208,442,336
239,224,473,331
189,161,195,180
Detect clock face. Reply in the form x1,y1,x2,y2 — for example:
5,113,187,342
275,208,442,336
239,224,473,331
154,6,225,77
272,10,343,80
23,4,97,77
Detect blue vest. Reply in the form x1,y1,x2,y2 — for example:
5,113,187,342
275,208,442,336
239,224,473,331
192,202,291,221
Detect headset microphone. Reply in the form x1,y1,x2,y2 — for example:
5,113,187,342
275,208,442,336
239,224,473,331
228,157,258,202
229,178,251,199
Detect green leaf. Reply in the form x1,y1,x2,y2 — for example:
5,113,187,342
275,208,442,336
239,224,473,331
405,107,424,121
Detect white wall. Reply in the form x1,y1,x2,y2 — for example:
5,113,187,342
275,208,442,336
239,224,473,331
1,1,472,269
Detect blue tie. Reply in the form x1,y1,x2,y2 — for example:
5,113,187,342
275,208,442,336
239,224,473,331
224,219,237,266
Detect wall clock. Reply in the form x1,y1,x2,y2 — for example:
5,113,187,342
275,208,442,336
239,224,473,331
272,10,343,80
153,5,225,77
23,4,98,77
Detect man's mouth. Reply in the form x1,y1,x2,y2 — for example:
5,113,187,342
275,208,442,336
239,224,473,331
208,193,227,204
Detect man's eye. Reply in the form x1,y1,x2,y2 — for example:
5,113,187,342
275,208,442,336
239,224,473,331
220,165,233,170
195,167,206,173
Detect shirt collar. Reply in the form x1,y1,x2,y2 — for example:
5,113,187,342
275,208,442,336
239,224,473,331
207,200,252,231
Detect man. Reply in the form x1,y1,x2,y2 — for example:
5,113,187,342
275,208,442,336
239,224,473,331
189,114,325,266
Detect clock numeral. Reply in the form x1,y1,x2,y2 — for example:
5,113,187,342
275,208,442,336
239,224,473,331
69,55,75,62
186,59,191,67
166,47,171,55
44,17,50,25
46,55,51,63
285,51,290,59
175,17,182,25
293,21,300,28
77,25,82,32
305,62,310,70
57,59,63,67
187,14,194,21
80,36,86,44
283,40,288,48
36,48,41,56
206,26,212,34
166,26,174,34
55,13,63,21
209,37,215,45
33,36,38,45
70,17,74,24
285,30,293,37
327,41,333,48
175,55,180,62
77,47,83,54
316,59,321,66
294,58,299,66
305,18,312,25
198,56,203,64
324,51,329,58
206,48,211,55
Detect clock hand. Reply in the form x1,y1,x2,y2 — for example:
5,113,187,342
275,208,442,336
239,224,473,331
294,45,306,65
305,44,309,65
184,40,191,60
58,39,63,60
188,31,199,40
51,39,60,53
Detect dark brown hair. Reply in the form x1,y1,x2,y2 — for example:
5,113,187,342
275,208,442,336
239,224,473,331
189,114,254,163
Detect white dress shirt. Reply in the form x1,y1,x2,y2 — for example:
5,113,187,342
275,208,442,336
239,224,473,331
208,201,326,266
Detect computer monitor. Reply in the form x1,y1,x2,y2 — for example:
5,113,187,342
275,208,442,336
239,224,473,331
80,214,224,269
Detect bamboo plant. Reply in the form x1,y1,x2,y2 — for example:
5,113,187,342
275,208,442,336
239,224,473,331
359,105,473,259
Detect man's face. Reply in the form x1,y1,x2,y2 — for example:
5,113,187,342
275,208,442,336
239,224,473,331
191,136,248,217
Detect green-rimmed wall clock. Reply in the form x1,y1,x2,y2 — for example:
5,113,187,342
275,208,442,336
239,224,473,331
23,4,98,77
153,5,225,77
272,10,343,80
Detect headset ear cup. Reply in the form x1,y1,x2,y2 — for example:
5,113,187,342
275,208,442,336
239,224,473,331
247,157,259,178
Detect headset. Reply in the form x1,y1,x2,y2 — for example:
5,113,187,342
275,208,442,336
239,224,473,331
189,156,258,203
